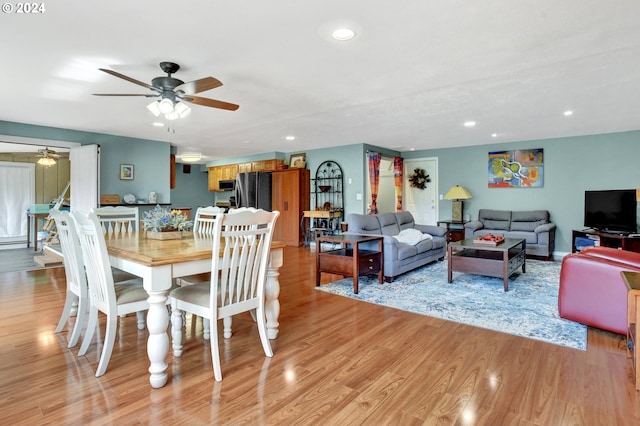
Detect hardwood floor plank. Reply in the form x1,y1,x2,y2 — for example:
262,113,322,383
1,246,640,425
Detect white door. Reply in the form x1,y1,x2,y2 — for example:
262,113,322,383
70,144,100,213
403,158,438,225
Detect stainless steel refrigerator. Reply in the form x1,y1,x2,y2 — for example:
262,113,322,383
234,172,272,210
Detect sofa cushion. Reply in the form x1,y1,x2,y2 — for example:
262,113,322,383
415,238,434,253
395,211,416,231
511,210,549,232
397,243,418,260
479,209,511,230
348,214,381,234
504,231,539,244
377,212,400,236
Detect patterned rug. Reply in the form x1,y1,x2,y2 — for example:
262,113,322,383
316,259,587,350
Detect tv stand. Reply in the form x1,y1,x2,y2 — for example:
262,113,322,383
572,229,640,253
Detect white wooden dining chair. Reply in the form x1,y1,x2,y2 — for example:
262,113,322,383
174,206,225,338
51,209,88,349
71,210,151,377
170,208,280,381
92,206,139,237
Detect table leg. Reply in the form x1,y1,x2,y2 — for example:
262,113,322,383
503,250,509,292
146,289,169,388
265,247,283,339
447,243,453,283
27,213,31,249
352,242,360,294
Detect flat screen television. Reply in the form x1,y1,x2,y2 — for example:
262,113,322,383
584,189,637,233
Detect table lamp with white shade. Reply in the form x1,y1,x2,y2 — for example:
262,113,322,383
444,185,472,222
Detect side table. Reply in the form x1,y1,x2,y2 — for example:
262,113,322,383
27,212,50,251
437,220,467,243
622,271,640,391
316,234,383,294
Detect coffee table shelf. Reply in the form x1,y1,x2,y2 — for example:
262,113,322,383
447,238,526,291
316,234,383,294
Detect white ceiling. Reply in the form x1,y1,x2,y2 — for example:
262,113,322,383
1,1,639,164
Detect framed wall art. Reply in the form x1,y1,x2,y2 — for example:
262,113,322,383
488,148,543,188
289,153,306,168
120,164,134,180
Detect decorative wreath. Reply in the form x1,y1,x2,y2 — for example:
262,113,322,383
408,167,430,190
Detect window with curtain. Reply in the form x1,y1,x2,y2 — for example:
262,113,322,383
0,162,35,238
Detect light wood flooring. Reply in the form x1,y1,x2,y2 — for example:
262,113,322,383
1,246,639,425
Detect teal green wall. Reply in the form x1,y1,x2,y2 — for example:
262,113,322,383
4,119,639,254
404,130,640,253
171,163,214,211
0,120,171,203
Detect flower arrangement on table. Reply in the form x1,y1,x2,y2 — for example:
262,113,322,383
143,205,193,233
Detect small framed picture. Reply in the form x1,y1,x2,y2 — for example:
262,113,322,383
120,164,134,180
289,153,306,168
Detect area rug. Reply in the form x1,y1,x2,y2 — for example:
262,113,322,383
316,259,587,351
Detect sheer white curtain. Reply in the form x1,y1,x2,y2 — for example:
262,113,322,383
0,161,35,237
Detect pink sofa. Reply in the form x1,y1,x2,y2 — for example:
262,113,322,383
558,246,640,335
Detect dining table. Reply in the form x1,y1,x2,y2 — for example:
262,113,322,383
104,231,285,388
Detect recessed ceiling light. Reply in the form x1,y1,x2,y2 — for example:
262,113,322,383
464,121,476,127
491,133,498,138
285,135,296,141
152,122,164,127
331,28,356,41
564,110,573,116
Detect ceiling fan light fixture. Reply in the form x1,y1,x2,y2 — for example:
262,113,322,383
146,101,161,117
164,111,180,121
158,98,174,114
181,152,202,162
37,157,56,166
174,101,191,118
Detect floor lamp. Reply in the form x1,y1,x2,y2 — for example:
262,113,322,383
444,185,472,222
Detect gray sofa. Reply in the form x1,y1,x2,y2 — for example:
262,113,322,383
345,211,447,282
464,209,556,259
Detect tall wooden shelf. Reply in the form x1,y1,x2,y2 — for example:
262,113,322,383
272,168,310,247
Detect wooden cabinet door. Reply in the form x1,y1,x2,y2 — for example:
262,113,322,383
238,163,252,173
272,169,310,246
208,166,223,191
221,164,238,180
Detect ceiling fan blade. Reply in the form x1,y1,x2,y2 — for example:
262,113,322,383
175,77,223,94
99,68,161,93
93,93,159,97
183,95,239,111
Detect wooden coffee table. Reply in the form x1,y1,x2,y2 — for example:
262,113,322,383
447,238,526,291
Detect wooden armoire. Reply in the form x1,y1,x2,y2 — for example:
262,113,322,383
271,168,310,246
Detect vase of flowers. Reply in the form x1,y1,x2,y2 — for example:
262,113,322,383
143,206,193,240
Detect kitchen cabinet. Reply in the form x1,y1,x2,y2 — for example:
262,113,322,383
208,159,283,191
208,166,223,191
272,168,310,246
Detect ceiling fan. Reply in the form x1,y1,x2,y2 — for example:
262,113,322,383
36,147,64,166
93,62,239,116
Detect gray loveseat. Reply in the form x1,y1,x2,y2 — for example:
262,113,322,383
464,209,556,259
345,211,447,282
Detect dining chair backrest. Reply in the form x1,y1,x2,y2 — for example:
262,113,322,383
72,211,119,312
193,206,225,235
50,209,88,347
92,206,139,236
212,208,279,316
50,209,86,302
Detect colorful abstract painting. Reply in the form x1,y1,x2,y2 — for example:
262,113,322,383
488,148,543,188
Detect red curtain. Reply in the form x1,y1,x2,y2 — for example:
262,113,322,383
393,157,403,211
367,152,381,214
